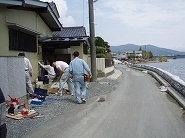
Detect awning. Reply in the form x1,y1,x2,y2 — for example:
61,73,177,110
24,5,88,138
41,36,89,42
7,22,41,36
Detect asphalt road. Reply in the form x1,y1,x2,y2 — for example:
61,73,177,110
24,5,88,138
24,64,185,138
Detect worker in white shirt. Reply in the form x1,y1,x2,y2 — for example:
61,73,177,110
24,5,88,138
49,60,73,96
38,60,56,83
18,53,34,94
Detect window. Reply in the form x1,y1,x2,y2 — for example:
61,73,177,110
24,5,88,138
83,43,88,54
9,28,37,52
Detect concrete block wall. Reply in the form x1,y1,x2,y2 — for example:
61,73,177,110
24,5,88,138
0,57,26,100
87,57,115,77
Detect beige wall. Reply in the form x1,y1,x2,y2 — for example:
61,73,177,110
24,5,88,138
0,6,53,82
0,7,9,55
70,42,90,64
70,43,91,74
70,44,83,60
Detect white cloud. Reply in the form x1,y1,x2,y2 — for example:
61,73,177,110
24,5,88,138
96,0,185,29
40,0,76,26
59,16,76,27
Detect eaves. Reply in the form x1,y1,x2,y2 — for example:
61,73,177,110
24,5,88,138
0,0,62,31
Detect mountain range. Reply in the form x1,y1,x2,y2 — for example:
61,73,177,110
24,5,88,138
110,44,185,56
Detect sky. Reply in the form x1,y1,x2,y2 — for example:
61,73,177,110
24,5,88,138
41,0,185,52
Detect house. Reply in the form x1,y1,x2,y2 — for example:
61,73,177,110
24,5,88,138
0,0,91,99
0,0,62,82
116,52,127,60
0,0,113,100
0,0,90,79
39,26,90,65
125,51,142,58
39,26,90,77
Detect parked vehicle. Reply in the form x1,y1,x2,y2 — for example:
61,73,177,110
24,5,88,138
0,88,7,138
113,59,122,64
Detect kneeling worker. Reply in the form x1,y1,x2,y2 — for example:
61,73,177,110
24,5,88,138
38,60,56,83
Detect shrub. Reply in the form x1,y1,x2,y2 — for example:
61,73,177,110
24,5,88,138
96,53,105,58
96,46,106,55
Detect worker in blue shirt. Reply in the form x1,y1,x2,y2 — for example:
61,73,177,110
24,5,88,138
69,51,92,104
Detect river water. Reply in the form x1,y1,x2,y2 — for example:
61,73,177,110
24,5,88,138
144,58,185,85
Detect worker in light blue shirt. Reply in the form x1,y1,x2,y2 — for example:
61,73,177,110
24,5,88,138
69,51,92,104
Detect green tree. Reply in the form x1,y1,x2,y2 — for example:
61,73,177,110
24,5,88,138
95,36,105,48
141,50,153,59
95,36,105,58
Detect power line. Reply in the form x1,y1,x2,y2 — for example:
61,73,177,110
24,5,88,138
83,0,84,26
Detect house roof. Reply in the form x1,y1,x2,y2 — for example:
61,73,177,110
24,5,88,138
53,26,87,37
39,26,89,49
0,0,62,31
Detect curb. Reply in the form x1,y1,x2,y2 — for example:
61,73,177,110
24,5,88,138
107,69,122,80
149,71,185,109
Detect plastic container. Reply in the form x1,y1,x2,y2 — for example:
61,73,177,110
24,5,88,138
31,99,43,105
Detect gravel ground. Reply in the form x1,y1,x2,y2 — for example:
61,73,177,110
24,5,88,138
6,78,118,138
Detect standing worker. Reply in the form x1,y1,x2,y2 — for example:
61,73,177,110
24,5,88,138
38,60,56,83
69,51,92,104
49,60,73,96
18,53,34,94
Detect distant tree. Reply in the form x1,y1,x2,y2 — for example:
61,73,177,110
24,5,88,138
142,51,153,59
105,41,111,53
148,51,153,58
157,56,168,62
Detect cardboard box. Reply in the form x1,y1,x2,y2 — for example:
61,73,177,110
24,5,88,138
6,109,36,120
48,88,58,94
48,88,67,95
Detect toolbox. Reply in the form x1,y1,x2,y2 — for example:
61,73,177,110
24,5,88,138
31,88,48,101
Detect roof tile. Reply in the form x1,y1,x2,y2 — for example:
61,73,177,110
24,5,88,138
53,26,87,37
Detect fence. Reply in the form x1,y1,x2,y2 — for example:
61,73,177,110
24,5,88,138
105,58,114,68
95,58,114,77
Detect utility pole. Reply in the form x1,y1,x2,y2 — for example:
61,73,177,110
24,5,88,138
88,0,97,81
